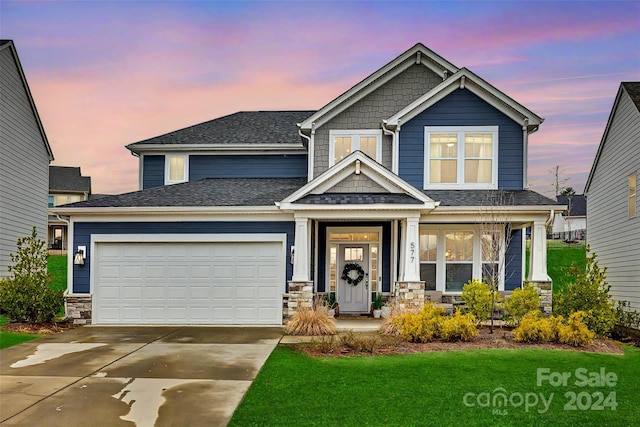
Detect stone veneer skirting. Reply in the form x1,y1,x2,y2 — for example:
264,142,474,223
283,281,314,319
530,281,553,314
64,293,92,325
393,281,426,308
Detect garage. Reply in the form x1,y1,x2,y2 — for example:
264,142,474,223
92,236,285,325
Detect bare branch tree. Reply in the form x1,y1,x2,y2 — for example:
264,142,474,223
550,165,571,197
477,190,515,334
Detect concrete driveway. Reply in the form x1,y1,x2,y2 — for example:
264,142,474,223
0,326,282,426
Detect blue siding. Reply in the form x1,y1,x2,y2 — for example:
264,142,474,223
317,222,392,293
190,154,307,180
73,221,294,294
142,155,165,189
398,89,524,190
505,229,523,290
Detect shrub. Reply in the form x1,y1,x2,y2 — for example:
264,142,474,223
513,311,554,343
284,302,336,336
557,312,595,347
379,300,417,336
503,284,540,325
461,279,500,325
441,311,479,342
395,302,445,343
0,228,63,323
615,300,640,331
554,250,616,337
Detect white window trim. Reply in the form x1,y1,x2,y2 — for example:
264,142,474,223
164,154,189,185
329,129,382,167
630,173,637,218
423,126,499,189
419,225,505,293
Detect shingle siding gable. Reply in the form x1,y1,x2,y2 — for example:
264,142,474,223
313,64,443,178
398,88,523,190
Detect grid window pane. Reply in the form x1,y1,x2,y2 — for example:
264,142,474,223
420,264,437,291
446,264,472,292
430,159,457,183
334,136,352,163
464,133,492,157
360,136,377,159
420,231,437,261
169,156,184,181
446,232,473,261
430,134,457,157
464,159,492,183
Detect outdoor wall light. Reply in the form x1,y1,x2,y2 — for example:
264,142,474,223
74,246,86,266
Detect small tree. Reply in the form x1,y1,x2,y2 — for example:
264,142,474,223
0,227,63,323
554,249,616,337
560,187,576,241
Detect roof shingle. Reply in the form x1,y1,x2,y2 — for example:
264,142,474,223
49,166,91,193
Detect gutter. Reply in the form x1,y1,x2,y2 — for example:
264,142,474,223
381,120,400,174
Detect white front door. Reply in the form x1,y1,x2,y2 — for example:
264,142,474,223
337,244,369,312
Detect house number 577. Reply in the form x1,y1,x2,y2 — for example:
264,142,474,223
410,242,415,263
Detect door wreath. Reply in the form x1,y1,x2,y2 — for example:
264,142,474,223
341,263,365,286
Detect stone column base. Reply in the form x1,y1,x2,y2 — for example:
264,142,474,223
529,281,553,314
393,281,425,309
283,281,314,319
64,293,92,325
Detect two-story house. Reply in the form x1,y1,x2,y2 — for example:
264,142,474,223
55,44,560,325
48,166,92,254
0,40,54,277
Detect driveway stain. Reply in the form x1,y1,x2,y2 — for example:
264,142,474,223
10,343,107,368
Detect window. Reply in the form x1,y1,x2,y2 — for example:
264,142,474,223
630,173,637,218
329,130,382,166
49,194,83,207
165,155,188,185
424,126,498,189
419,226,505,293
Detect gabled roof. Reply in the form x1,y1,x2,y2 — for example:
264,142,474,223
585,82,640,192
54,177,306,209
0,40,54,161
556,194,586,217
298,43,459,131
49,166,91,193
127,111,315,153
279,150,435,209
385,68,543,132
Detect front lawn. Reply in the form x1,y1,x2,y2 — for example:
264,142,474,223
526,240,586,295
230,345,639,426
48,255,67,292
0,316,38,349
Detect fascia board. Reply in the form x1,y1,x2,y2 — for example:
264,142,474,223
299,44,459,130
51,206,283,216
127,143,306,154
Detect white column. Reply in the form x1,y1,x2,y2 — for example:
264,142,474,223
528,220,550,282
292,216,310,282
401,215,421,282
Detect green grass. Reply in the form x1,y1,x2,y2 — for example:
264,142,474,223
0,316,38,349
526,240,586,295
48,255,67,292
230,345,639,426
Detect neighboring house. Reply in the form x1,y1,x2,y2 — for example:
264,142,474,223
585,82,640,312
551,194,586,240
48,166,92,253
0,40,54,277
54,43,561,325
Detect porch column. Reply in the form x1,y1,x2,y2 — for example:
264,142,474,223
528,220,550,282
401,215,421,282
292,216,310,281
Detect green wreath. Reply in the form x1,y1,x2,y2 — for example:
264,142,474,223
341,263,365,286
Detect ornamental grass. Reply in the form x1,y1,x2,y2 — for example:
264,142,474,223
284,301,337,336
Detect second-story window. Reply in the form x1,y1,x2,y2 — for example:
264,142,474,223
165,155,188,185
424,126,498,189
329,130,382,166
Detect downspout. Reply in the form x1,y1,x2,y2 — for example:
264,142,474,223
55,214,72,316
382,120,400,174
298,123,315,182
522,118,529,189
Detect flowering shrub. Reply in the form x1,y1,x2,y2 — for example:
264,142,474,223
441,311,478,342
503,284,540,325
557,311,595,347
395,302,445,343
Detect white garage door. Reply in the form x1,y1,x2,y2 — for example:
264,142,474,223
93,240,284,325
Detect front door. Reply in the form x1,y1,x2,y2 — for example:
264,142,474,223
337,244,369,312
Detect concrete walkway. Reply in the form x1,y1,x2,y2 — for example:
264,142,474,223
0,326,282,427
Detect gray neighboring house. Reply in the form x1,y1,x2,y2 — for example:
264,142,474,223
585,82,640,311
0,40,54,277
551,194,586,240
48,166,92,253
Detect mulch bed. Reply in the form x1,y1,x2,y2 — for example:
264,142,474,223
292,327,625,358
2,320,77,335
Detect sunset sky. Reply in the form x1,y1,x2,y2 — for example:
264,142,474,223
2,1,639,196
